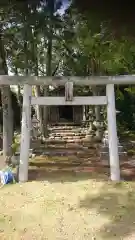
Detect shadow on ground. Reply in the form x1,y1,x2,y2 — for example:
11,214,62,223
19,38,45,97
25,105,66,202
28,166,110,182
28,155,111,182
79,182,135,239
28,155,135,182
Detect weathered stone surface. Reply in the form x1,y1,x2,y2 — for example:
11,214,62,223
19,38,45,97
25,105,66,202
0,150,3,156
31,124,99,157
0,136,3,150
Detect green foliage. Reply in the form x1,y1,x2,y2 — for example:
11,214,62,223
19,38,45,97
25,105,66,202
11,135,20,155
125,87,135,94
1,0,135,132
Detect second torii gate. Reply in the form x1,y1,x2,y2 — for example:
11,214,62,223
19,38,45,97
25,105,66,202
18,76,123,183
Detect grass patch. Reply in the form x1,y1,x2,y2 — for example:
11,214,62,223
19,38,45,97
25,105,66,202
127,149,135,156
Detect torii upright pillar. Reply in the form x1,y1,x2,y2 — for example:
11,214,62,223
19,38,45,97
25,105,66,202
19,84,32,182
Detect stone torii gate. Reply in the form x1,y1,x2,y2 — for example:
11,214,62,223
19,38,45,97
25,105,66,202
1,75,135,182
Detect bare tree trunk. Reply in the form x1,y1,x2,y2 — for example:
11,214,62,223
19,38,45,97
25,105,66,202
31,26,43,134
0,28,13,163
92,86,104,140
91,59,102,139
1,87,13,159
93,87,101,122
83,106,86,121
43,86,48,137
34,85,43,133
14,67,22,129
15,68,21,105
17,85,21,106
43,0,54,138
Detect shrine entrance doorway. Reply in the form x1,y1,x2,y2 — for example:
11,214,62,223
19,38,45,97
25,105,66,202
59,106,73,122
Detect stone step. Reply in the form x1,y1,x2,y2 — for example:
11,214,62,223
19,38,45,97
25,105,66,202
49,122,81,126
42,139,85,143
33,149,89,156
29,161,96,168
32,152,96,157
100,151,127,155
31,138,99,146
49,132,86,136
100,152,127,161
48,137,84,140
48,126,85,130
48,128,87,133
32,146,89,151
48,137,85,141
49,132,86,137
100,145,124,152
49,135,86,139
29,161,82,167
31,144,89,150
48,136,85,141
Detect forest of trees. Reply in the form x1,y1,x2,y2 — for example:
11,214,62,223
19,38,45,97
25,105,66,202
1,0,135,158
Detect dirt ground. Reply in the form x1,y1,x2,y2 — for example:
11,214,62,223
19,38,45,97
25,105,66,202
1,152,135,240
1,174,135,240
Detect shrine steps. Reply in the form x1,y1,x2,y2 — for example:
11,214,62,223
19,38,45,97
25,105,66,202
30,139,98,150
49,122,81,126
49,136,86,140
31,139,98,147
48,125,87,140
33,150,91,157
48,126,87,131
30,124,100,157
48,128,85,133
31,132,97,157
49,132,86,136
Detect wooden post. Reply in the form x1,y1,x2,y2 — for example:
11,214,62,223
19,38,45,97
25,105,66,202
65,82,73,101
43,87,48,138
19,84,32,182
2,86,13,162
83,106,86,121
106,84,120,181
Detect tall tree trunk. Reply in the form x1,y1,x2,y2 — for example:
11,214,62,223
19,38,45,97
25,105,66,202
90,60,103,139
31,28,43,134
43,0,54,137
0,28,13,163
17,85,21,108
33,85,43,133
15,67,21,106
14,67,22,129
91,61,101,122
93,87,101,122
